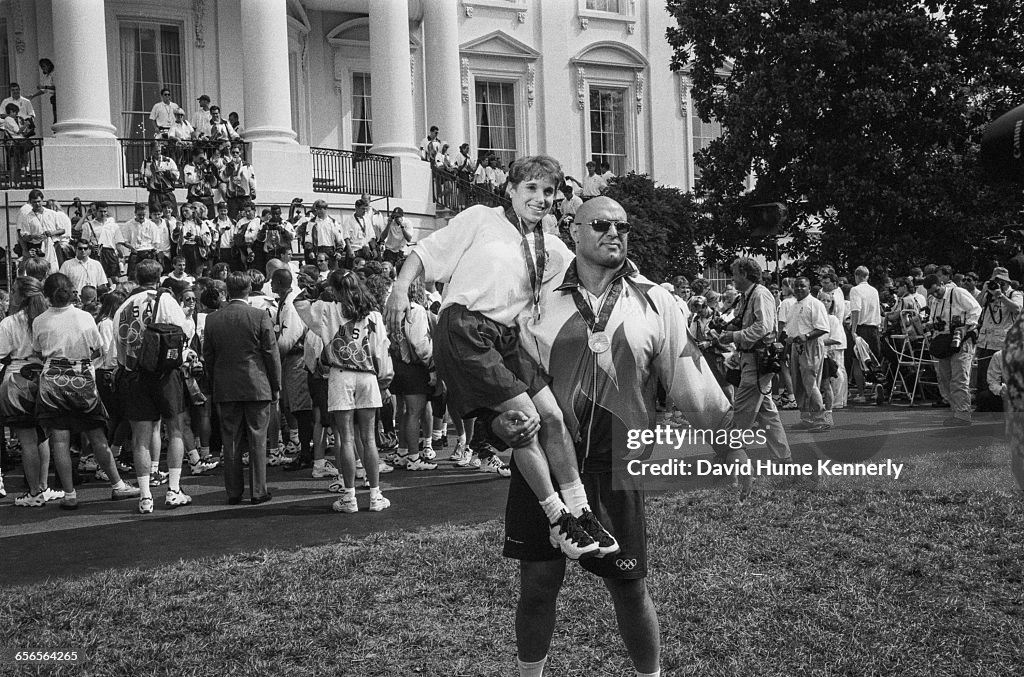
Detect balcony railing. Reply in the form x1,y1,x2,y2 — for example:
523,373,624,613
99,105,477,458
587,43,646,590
0,137,44,190
311,147,394,197
120,138,187,190
432,165,511,213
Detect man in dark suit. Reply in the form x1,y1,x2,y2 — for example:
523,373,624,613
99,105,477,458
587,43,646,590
203,271,281,504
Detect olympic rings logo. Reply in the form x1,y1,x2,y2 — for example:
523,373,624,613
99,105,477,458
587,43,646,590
615,558,638,571
328,337,369,367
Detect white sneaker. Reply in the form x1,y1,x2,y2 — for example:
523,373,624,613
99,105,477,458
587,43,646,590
456,451,481,469
419,444,436,461
377,461,395,474
332,496,358,513
405,456,438,471
369,494,391,512
41,487,65,502
94,468,110,482
14,491,45,507
327,480,348,494
242,453,250,466
355,460,366,480
0,475,5,498
77,454,99,473
478,454,511,477
449,443,472,465
267,448,291,467
164,489,193,508
138,496,154,514
391,453,411,469
191,459,219,475
311,461,339,479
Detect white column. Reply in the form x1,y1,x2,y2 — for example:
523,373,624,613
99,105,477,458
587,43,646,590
51,0,115,137
369,0,418,158
240,0,297,144
423,0,464,148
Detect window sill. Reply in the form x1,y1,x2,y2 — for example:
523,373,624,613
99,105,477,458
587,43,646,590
463,0,527,20
577,9,637,31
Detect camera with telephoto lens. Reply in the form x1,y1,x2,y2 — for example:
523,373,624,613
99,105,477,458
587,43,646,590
987,279,1001,291
755,340,785,374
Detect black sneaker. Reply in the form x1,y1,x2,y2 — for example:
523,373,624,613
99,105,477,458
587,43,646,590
575,508,620,557
548,510,599,560
474,441,500,459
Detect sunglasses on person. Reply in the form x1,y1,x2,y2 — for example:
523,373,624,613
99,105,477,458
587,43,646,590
577,219,631,234
77,245,91,251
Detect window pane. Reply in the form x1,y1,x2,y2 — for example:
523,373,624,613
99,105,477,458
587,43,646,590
690,89,723,179
352,72,373,153
119,22,183,136
588,86,627,175
475,80,517,168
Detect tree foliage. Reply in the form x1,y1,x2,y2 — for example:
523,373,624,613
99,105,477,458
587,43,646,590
666,0,1024,274
601,172,705,281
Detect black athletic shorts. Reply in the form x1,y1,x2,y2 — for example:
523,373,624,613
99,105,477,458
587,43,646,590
433,304,546,419
502,456,648,580
120,369,186,422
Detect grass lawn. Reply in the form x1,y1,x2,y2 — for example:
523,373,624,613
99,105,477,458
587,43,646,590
2,446,1022,676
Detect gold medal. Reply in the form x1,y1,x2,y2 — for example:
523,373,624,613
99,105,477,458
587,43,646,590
588,331,611,354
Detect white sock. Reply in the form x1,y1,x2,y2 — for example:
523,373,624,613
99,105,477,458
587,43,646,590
397,447,409,456
419,437,432,449
64,489,77,498
187,449,201,465
369,486,383,499
636,670,660,677
539,493,568,524
314,458,326,469
559,479,591,518
457,433,467,445
431,430,442,441
517,656,547,677
344,487,356,501
137,476,152,499
168,468,182,492
150,461,159,475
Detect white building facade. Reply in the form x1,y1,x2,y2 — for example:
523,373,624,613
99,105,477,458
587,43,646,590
0,0,717,231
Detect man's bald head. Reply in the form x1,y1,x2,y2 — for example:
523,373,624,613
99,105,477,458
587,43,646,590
571,196,629,271
573,196,625,227
265,258,284,277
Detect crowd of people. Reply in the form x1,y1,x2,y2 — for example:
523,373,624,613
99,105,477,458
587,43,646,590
654,259,1021,447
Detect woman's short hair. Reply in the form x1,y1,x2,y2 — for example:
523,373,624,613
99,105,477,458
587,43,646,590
507,155,564,189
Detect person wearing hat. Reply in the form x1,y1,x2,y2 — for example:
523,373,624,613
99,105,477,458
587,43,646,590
975,266,1023,399
922,273,981,426
192,94,212,139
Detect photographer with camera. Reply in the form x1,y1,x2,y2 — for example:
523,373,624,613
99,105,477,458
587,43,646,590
923,273,981,426
715,258,792,463
974,267,1022,402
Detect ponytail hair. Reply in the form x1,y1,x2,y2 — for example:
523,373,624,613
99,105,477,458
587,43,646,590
328,269,375,322
13,276,46,328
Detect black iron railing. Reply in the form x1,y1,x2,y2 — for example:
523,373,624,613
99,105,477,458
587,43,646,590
432,165,510,213
120,138,188,190
311,147,394,197
0,137,44,189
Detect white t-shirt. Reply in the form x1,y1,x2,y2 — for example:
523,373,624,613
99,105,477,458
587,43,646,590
0,311,36,376
826,315,847,351
33,306,103,363
789,295,831,345
849,281,881,327
60,257,108,293
777,296,797,329
414,205,571,327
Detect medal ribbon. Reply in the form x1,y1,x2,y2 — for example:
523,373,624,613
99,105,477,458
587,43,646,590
570,278,624,335
505,207,546,319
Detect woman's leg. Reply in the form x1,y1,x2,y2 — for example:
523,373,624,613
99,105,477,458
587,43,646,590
16,427,42,493
85,427,126,487
402,394,427,456
331,410,357,489
47,428,75,493
356,408,382,488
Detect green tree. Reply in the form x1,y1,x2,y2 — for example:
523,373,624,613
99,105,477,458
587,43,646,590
600,172,705,281
666,0,1024,275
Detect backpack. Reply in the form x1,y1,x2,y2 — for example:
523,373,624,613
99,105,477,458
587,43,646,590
137,291,187,374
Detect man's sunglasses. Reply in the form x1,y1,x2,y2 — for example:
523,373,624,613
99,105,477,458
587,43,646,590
77,246,91,251
577,219,631,234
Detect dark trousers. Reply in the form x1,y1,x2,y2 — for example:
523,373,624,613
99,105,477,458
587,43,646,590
148,191,176,216
218,400,271,500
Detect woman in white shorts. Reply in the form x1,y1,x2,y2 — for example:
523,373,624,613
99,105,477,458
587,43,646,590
295,269,393,513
